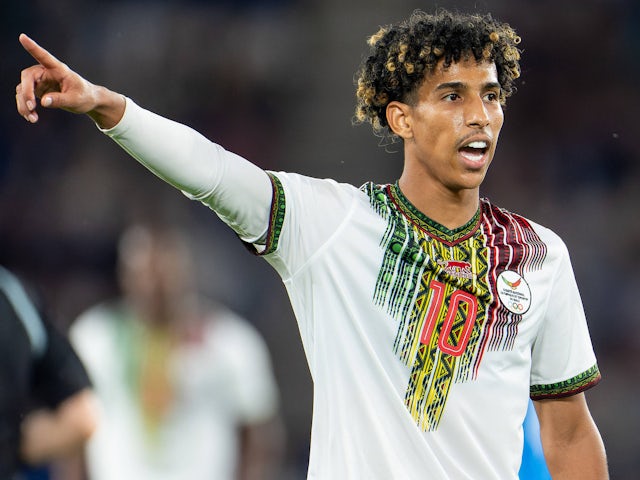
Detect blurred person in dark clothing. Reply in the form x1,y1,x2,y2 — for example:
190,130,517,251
0,265,98,480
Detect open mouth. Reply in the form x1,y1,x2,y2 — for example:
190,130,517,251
459,140,489,163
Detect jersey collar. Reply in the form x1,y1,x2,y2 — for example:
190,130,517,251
387,182,481,245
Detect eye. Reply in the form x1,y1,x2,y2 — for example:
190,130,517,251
484,92,500,102
444,93,460,102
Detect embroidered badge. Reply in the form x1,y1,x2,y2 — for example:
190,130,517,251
497,270,531,314
437,259,474,280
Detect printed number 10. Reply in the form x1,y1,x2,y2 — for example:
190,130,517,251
419,280,478,357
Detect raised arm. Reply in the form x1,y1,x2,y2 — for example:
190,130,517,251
16,34,273,244
534,394,608,479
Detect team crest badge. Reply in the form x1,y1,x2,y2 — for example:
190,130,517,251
497,270,531,314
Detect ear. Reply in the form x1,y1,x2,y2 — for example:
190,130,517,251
386,101,413,139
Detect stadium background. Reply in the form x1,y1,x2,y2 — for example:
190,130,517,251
1,0,639,478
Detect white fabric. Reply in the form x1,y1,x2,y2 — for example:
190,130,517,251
100,102,599,479
263,173,597,479
100,98,272,243
69,304,279,480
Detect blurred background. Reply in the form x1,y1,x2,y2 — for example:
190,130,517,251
1,0,639,478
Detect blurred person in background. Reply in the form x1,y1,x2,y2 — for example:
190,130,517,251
15,8,607,480
0,265,98,480
68,223,283,480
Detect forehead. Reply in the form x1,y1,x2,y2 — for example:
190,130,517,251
422,58,499,90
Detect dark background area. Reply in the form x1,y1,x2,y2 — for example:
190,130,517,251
1,0,639,478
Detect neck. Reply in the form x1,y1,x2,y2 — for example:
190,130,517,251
397,174,480,230
131,294,199,331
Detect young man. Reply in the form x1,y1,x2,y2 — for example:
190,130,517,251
16,9,608,479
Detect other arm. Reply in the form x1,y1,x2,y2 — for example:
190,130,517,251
238,417,285,480
534,393,608,479
20,317,100,467
20,388,99,466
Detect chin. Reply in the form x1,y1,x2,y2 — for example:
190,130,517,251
458,171,488,190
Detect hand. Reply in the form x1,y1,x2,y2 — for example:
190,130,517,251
16,34,124,128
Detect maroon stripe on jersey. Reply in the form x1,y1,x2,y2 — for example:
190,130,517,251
472,200,548,377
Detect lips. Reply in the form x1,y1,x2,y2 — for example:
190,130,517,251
458,139,490,165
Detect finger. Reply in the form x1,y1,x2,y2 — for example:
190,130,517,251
15,84,38,123
19,33,63,70
18,65,44,113
40,92,60,109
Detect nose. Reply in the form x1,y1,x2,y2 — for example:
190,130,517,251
465,96,490,129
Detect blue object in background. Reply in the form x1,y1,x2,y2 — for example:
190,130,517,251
20,466,49,480
519,400,552,480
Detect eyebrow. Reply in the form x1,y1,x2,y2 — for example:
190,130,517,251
435,81,501,91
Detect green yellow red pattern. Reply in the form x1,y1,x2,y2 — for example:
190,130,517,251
262,173,286,255
260,176,598,431
530,364,601,399
367,182,492,431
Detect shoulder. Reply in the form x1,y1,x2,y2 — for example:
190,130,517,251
0,265,38,307
267,171,363,201
0,265,48,356
199,305,272,363
481,198,568,251
207,305,265,344
265,172,370,240
70,301,125,342
0,264,18,288
69,302,132,373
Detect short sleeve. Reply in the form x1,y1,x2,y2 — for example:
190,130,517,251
30,320,92,408
529,243,600,399
258,171,359,280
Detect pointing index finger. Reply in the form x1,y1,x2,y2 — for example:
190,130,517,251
19,33,63,70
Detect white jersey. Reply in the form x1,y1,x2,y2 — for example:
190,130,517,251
70,302,279,480
102,99,600,479
256,172,599,479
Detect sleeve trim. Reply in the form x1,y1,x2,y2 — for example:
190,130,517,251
530,364,601,400
258,172,286,256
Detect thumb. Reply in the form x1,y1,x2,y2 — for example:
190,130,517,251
41,92,62,108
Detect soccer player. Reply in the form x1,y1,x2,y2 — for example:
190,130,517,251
69,223,282,480
15,9,608,479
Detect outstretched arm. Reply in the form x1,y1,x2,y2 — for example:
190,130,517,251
16,34,273,243
534,393,608,479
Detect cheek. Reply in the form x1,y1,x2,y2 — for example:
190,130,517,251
493,121,503,148
492,107,504,130
420,111,460,141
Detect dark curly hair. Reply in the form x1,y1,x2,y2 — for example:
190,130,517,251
354,9,522,143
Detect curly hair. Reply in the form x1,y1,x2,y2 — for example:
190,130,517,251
354,9,522,143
